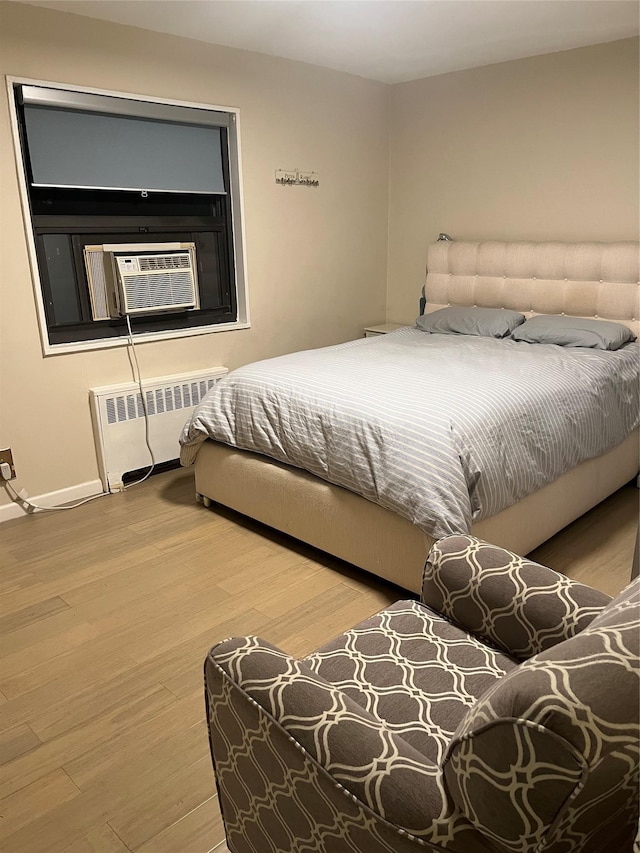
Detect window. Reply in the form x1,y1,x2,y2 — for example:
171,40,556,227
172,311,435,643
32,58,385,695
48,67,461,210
9,81,248,352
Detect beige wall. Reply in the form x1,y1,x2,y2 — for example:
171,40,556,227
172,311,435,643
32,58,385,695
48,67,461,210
1,1,638,509
387,38,640,323
0,1,389,504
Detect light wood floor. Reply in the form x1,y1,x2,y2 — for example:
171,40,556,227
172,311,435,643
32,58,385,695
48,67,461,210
0,469,637,853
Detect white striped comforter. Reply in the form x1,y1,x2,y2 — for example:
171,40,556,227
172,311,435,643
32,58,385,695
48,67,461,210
180,328,639,538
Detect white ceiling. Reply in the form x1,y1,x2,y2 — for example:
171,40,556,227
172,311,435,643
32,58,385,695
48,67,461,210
17,0,640,84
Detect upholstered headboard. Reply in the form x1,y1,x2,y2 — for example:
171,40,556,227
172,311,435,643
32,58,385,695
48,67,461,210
424,241,640,337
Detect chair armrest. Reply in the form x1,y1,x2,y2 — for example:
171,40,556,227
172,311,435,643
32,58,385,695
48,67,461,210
422,535,611,660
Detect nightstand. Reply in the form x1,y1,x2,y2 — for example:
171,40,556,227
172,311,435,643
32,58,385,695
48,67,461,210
363,323,405,338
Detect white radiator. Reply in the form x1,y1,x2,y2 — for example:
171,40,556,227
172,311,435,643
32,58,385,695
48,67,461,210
90,367,228,492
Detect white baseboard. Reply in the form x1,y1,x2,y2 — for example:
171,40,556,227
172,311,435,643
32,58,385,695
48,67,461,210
0,479,105,523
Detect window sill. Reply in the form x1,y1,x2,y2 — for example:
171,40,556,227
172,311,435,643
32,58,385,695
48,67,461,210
42,319,251,356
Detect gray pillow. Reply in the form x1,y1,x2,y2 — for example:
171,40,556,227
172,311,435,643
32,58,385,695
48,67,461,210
416,306,526,339
511,315,636,350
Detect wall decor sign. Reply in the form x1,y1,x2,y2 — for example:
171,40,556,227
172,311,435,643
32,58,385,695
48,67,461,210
275,169,319,187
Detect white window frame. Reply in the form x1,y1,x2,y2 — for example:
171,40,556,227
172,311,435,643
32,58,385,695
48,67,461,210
6,76,250,356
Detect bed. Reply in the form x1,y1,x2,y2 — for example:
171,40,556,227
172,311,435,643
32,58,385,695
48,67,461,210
180,240,640,593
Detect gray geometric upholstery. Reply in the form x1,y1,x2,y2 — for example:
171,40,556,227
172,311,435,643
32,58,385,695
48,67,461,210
443,571,640,853
422,536,612,660
205,534,640,853
305,599,516,764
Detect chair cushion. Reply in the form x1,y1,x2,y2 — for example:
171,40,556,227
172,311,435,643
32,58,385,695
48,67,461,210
443,579,640,853
305,599,517,765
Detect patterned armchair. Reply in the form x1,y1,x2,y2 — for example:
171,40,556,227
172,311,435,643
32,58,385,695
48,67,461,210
205,535,640,853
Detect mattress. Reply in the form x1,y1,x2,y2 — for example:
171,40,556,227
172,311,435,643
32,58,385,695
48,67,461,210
180,328,639,540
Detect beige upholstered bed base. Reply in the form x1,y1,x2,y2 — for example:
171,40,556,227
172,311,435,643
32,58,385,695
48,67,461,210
195,431,639,593
194,240,640,593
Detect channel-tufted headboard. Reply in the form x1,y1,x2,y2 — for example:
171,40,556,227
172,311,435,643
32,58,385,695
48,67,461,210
424,241,640,338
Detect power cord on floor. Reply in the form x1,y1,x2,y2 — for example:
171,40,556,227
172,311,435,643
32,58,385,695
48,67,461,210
2,478,109,513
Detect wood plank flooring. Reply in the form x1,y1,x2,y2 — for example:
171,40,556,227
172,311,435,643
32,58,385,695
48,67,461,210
1,468,637,853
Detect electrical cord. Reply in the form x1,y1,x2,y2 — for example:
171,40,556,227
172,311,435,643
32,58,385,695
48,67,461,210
123,314,156,489
2,478,108,512
2,314,156,513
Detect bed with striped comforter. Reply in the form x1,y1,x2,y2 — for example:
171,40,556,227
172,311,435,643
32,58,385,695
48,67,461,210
179,327,639,539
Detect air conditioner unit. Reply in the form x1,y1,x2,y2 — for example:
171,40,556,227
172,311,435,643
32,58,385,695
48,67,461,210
83,242,199,319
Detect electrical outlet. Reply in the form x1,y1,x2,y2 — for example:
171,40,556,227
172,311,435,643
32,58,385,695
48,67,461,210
0,447,16,480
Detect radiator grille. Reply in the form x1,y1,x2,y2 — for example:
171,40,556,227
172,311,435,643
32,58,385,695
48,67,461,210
104,377,217,425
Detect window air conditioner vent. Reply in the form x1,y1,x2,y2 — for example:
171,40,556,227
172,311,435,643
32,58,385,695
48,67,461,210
138,255,190,271
117,270,195,313
114,248,198,315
